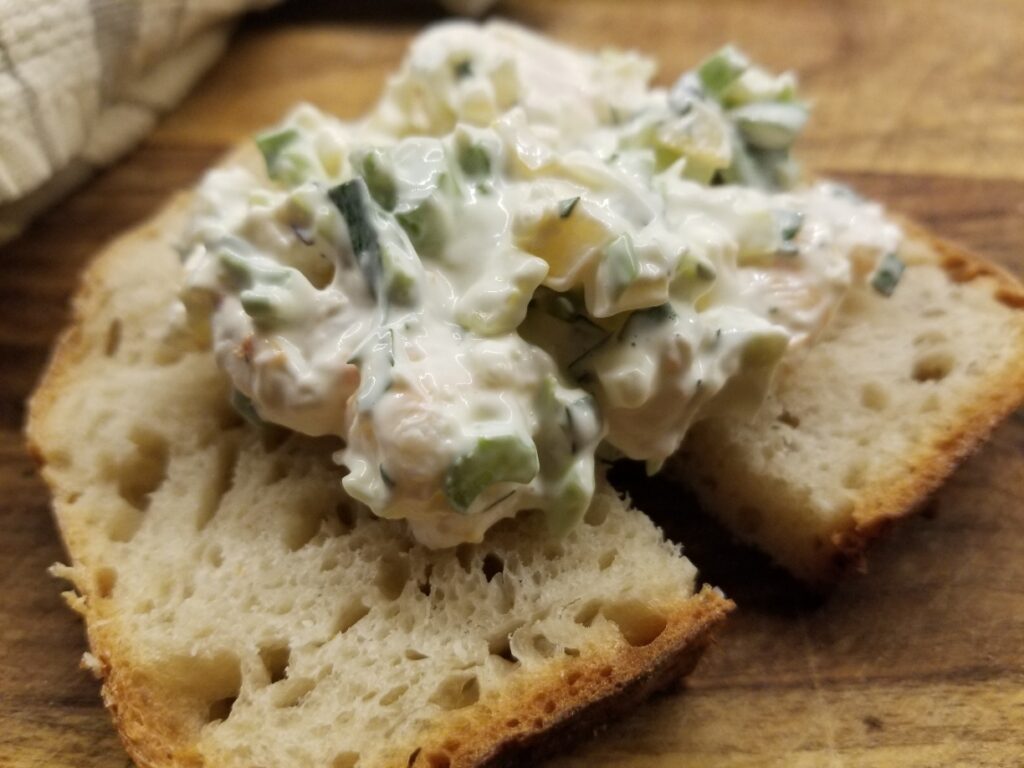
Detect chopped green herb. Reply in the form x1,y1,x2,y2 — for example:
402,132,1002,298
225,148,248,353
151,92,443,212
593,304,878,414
558,197,580,218
731,102,808,151
328,179,382,299
871,252,905,297
380,464,395,489
444,435,540,512
240,290,283,327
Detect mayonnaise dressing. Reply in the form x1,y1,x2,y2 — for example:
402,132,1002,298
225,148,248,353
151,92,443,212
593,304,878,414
179,22,902,546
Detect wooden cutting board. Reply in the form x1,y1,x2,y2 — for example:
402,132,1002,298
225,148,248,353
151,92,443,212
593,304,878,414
2,1,1022,766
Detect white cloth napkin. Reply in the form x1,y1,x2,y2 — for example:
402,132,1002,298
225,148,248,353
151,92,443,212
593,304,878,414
0,0,499,244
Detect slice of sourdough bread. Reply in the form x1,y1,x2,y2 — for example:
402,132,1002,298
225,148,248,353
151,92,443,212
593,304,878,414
26,195,730,768
670,224,1024,584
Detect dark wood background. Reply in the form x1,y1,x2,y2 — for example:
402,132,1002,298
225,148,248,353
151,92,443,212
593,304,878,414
2,1,1022,766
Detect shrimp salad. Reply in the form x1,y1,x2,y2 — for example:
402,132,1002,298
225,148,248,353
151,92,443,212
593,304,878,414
179,22,903,547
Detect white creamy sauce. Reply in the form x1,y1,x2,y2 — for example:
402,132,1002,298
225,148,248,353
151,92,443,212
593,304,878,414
179,22,902,546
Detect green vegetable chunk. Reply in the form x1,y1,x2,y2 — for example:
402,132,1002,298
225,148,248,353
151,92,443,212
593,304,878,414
230,389,265,427
396,198,448,260
358,149,398,211
329,179,383,299
871,252,905,297
457,142,492,177
697,45,749,97
255,128,299,176
730,102,808,151
445,435,540,512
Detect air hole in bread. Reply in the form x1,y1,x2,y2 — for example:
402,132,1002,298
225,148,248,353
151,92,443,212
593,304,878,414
103,319,122,357
95,566,117,599
598,550,616,570
418,565,433,597
574,599,602,628
912,351,955,382
334,600,370,635
259,643,290,684
380,685,408,705
566,670,582,686
376,554,411,600
777,410,800,428
197,439,238,531
532,634,556,658
860,382,889,411
405,648,428,661
482,553,504,582
430,673,479,711
207,695,237,723
113,428,169,513
426,752,451,768
487,623,522,664
271,676,316,708
331,752,360,768
602,600,667,647
455,543,474,572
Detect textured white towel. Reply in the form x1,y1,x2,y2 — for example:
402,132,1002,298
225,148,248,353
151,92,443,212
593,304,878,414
0,0,278,243
0,0,500,245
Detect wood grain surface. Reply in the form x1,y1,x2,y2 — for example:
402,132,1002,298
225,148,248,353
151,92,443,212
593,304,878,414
2,1,1023,766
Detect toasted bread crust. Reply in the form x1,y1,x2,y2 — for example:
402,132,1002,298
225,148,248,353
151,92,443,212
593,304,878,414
27,191,732,767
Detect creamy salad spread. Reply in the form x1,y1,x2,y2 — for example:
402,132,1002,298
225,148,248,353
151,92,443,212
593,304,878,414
179,22,904,547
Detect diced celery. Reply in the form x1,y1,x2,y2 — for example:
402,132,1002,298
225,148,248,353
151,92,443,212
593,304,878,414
396,198,449,260
380,244,418,306
544,463,592,536
444,435,540,512
218,250,292,289
240,289,283,327
730,102,808,151
697,45,750,97
871,252,905,297
457,141,491,177
255,128,299,174
358,149,398,211
721,68,797,107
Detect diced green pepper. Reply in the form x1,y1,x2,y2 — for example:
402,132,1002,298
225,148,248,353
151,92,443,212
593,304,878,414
380,245,418,306
871,252,905,297
444,435,540,512
240,289,286,328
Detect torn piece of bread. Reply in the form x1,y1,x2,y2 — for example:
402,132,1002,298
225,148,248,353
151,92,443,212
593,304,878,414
670,225,1024,584
26,196,730,768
